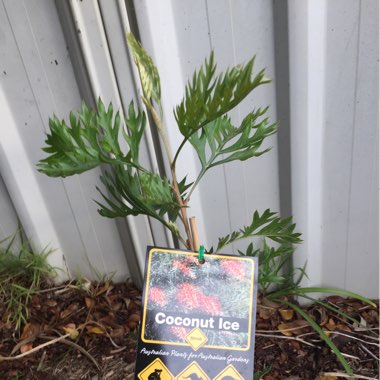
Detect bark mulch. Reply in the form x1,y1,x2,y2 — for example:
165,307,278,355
0,281,378,380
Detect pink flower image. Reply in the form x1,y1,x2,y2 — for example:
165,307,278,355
200,295,222,315
175,283,222,315
148,287,168,307
221,259,246,280
144,251,253,349
184,255,199,264
172,259,189,274
172,259,195,278
170,326,190,340
175,283,203,309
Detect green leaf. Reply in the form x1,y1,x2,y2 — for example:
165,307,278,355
174,52,271,138
272,287,377,308
189,108,276,175
96,166,181,222
238,239,296,293
139,172,181,217
96,99,123,159
212,209,302,252
37,100,147,177
238,242,260,257
127,33,161,105
38,115,99,177
122,101,146,166
300,295,377,334
254,366,271,380
177,176,193,198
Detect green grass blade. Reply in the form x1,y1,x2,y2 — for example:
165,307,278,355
299,294,379,337
281,300,353,378
254,366,271,380
0,235,55,331
269,287,376,307
297,287,376,307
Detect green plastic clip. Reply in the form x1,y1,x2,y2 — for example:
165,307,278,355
198,245,205,264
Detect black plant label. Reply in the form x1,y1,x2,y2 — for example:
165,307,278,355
135,246,258,380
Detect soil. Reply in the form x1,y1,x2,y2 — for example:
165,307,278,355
0,281,378,380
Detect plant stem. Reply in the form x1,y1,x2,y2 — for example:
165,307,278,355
156,216,188,248
185,166,207,203
172,137,188,171
147,103,194,250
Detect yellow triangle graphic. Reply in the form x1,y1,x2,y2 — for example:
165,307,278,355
138,358,174,380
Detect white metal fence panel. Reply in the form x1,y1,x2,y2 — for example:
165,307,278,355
289,0,379,297
322,0,378,296
0,0,130,281
0,175,19,246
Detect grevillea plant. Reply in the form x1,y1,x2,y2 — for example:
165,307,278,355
37,33,375,377
37,33,301,262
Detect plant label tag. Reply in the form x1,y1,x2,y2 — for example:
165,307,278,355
135,247,258,380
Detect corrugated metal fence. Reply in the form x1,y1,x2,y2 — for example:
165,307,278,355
0,0,378,296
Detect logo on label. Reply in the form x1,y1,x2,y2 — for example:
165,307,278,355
185,327,208,350
213,364,243,380
176,361,210,380
138,358,174,380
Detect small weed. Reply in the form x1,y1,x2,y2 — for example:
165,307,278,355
254,366,271,379
0,234,56,331
11,372,22,380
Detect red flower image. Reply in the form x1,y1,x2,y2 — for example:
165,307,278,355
148,287,167,307
144,250,253,349
221,259,246,280
175,283,203,309
170,326,190,340
201,295,222,315
175,283,222,315
184,255,199,264
172,259,195,278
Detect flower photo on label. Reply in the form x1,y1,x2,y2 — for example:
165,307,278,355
143,249,254,348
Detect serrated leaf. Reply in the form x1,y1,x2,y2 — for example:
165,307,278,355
37,100,147,177
175,52,271,138
177,176,193,198
127,33,161,105
139,172,181,217
122,101,146,165
213,209,302,252
96,166,181,224
189,108,276,176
